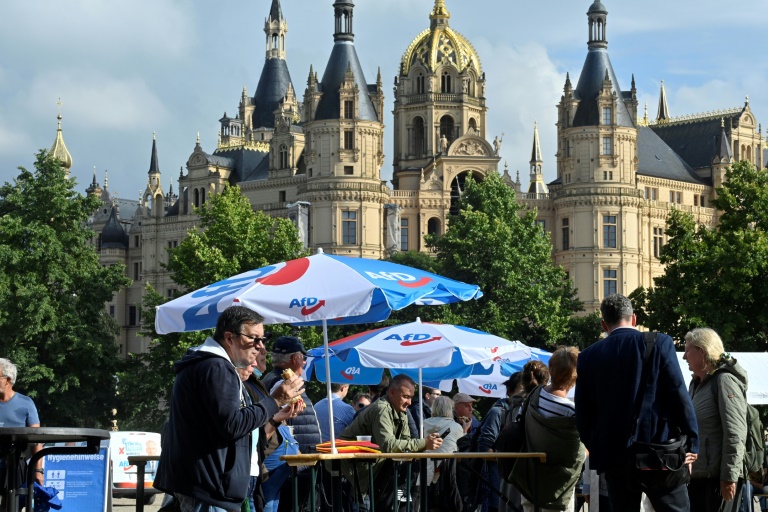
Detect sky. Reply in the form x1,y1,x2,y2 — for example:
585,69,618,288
1,0,767,200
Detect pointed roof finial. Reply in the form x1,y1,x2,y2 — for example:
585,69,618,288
745,95,750,105
196,132,201,145
656,80,670,122
148,133,160,175
530,121,543,167
50,98,73,171
104,170,109,190
431,0,450,20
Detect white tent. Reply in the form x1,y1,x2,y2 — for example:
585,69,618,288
677,352,768,404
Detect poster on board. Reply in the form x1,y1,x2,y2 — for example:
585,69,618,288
45,447,109,512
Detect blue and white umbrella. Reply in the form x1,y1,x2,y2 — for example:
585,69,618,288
305,319,540,435
154,250,483,451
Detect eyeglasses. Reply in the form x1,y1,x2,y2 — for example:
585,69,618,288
236,332,270,344
356,403,367,409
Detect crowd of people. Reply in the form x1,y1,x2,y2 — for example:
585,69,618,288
3,292,767,512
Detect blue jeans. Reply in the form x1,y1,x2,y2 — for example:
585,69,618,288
262,464,290,512
176,493,239,512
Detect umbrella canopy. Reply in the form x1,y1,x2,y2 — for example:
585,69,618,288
429,347,552,398
306,320,535,384
155,251,482,334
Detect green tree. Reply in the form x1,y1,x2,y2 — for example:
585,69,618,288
0,150,130,427
425,173,582,348
116,185,318,430
637,161,768,349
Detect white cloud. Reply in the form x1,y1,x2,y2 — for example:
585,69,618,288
22,71,171,131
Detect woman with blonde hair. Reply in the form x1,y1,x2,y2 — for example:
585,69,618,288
684,327,748,512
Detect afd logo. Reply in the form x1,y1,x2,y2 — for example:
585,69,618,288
365,271,433,289
289,297,326,316
340,367,361,381
384,333,443,347
478,383,498,395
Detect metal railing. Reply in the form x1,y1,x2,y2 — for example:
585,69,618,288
281,451,546,512
129,451,547,512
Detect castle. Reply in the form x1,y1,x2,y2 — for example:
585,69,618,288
48,0,765,356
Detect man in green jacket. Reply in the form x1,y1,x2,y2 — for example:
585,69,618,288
340,374,443,510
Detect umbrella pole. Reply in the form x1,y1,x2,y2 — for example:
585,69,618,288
419,368,423,439
323,319,337,454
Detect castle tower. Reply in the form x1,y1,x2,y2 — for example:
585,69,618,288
300,0,388,257
390,0,498,251
553,0,642,310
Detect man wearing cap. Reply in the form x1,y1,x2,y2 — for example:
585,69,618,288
453,393,480,436
261,335,322,454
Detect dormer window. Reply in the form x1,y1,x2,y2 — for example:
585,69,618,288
602,106,612,125
344,100,354,120
416,74,425,94
279,144,289,169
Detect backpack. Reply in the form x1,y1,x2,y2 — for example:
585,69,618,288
494,388,537,483
710,372,765,478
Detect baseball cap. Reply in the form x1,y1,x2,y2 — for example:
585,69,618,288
452,393,477,404
272,335,306,355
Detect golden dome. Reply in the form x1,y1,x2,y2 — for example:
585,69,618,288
400,0,482,77
50,112,73,171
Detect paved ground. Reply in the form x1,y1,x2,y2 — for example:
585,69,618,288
112,495,165,512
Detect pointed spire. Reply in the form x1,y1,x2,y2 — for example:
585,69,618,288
196,132,201,146
49,98,73,172
148,132,160,175
656,80,670,123
715,117,733,163
530,122,543,167
269,0,283,22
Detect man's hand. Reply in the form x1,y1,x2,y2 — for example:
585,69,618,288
685,452,697,474
34,469,44,486
425,433,443,451
270,375,305,407
721,480,736,501
273,401,304,423
458,416,472,433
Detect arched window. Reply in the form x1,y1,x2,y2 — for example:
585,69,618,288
413,117,425,157
272,34,278,50
416,74,425,94
450,171,482,216
427,217,441,236
279,144,289,169
194,189,200,208
441,72,452,93
201,188,206,204
746,145,753,163
468,118,477,135
440,115,455,142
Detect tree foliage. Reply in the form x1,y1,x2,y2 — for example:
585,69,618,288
423,173,582,348
0,150,130,427
116,185,318,430
634,161,768,350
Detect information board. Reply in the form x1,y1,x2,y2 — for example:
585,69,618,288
45,447,109,512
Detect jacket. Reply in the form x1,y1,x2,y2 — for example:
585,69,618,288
339,395,426,494
262,367,322,453
154,338,279,509
510,387,586,510
476,397,512,452
688,357,748,482
575,327,699,473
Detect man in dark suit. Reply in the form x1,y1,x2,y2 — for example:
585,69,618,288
575,294,699,512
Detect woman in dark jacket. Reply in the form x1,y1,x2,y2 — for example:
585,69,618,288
684,327,748,512
511,347,585,512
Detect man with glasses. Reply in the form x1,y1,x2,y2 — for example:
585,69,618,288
154,306,304,512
